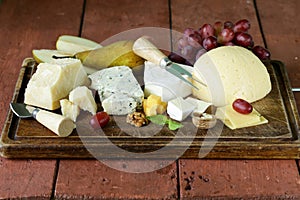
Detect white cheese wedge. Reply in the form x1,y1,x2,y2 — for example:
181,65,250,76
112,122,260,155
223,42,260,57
192,46,272,107
102,93,137,115
89,66,144,115
215,105,268,130
24,58,89,110
167,97,196,121
69,86,97,115
185,97,212,113
144,61,193,102
60,99,80,122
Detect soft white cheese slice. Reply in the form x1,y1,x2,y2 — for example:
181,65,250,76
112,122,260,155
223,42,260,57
144,61,193,102
192,46,272,106
167,97,196,121
24,58,88,110
215,105,268,130
69,86,97,115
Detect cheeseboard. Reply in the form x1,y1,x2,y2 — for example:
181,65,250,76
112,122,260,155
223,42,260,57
0,58,300,159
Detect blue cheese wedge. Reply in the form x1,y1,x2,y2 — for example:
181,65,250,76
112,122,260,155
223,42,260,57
216,105,268,129
89,66,143,115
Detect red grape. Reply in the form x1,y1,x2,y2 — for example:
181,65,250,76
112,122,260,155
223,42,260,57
178,38,188,50
187,33,202,48
224,41,235,46
90,111,110,129
195,48,207,60
224,21,234,30
181,45,196,60
252,45,271,60
168,52,187,64
234,19,250,33
233,32,254,48
217,28,235,44
232,99,253,114
183,28,195,38
199,24,215,39
202,36,218,51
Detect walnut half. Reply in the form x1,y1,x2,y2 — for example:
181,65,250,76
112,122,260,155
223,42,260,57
126,112,149,127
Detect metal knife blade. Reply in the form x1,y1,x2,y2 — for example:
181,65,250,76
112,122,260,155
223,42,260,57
10,103,33,118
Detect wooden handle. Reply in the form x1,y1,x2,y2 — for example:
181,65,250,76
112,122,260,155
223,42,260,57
133,37,166,65
34,109,75,137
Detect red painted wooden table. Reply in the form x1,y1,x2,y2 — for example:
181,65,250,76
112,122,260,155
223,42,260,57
0,0,299,199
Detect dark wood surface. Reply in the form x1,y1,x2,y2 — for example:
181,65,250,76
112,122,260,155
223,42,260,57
0,0,299,199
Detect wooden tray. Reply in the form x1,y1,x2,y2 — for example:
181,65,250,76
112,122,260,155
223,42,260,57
1,59,300,159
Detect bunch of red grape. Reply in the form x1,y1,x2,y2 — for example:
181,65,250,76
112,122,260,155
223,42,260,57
169,19,271,65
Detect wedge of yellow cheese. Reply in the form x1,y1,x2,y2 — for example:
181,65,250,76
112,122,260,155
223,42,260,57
24,58,89,110
192,46,271,107
216,105,268,130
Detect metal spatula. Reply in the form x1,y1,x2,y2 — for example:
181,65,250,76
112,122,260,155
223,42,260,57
10,103,75,137
133,36,206,89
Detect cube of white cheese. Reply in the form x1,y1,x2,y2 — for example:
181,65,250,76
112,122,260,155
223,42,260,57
144,61,192,102
167,97,196,121
69,86,97,115
24,58,89,110
89,66,144,114
60,99,80,122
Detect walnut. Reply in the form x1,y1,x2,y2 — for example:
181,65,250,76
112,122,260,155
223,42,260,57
126,112,149,127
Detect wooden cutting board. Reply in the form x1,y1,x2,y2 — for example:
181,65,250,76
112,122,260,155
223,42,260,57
0,58,299,159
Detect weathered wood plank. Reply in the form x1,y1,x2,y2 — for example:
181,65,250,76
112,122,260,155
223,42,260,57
171,0,300,198
179,159,300,199
0,0,83,199
54,0,177,199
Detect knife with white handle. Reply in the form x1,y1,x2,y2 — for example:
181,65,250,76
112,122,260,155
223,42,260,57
10,103,75,137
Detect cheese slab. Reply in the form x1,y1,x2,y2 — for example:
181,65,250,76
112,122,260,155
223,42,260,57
167,97,196,121
89,66,144,115
24,58,89,110
192,46,272,107
69,86,97,115
144,61,193,102
216,105,268,130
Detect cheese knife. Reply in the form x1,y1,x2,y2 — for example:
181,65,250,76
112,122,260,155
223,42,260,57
10,103,75,137
133,36,206,89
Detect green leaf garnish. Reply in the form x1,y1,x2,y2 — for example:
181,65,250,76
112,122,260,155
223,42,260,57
147,115,183,130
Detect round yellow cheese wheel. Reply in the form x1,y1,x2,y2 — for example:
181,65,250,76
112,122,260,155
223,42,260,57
192,46,271,107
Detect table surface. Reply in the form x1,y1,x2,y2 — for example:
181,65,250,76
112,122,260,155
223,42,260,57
0,0,300,199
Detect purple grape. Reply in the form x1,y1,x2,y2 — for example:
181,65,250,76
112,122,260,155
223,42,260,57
252,45,271,60
217,28,235,44
168,52,187,64
178,38,188,50
183,28,195,38
199,24,215,39
202,36,218,51
195,48,207,60
224,21,234,30
233,32,254,48
187,33,202,48
181,45,197,60
234,19,250,33
224,41,235,46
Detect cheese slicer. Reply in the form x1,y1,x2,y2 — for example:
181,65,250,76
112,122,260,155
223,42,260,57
10,103,75,137
133,36,206,89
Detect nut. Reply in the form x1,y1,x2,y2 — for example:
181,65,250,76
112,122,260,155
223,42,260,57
126,111,149,127
192,112,217,129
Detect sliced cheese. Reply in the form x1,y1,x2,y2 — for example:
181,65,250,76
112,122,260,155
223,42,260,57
69,86,97,115
215,105,268,130
24,58,89,110
167,97,196,121
192,46,271,106
60,99,80,122
102,93,137,115
144,61,192,102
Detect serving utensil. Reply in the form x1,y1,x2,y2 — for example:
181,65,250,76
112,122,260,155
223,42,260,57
10,103,75,137
133,36,205,89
